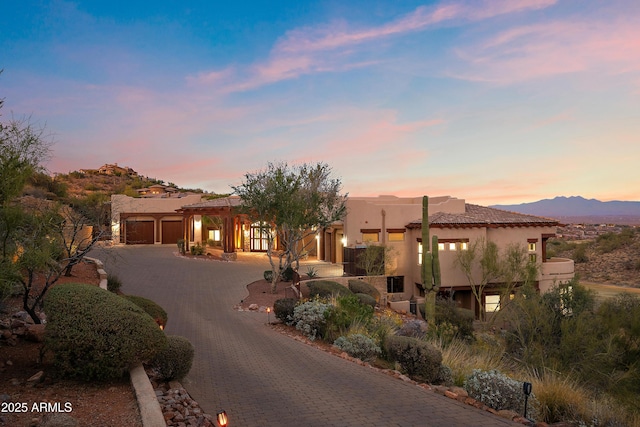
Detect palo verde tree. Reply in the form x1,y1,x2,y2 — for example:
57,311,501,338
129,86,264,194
454,236,502,321
233,162,347,293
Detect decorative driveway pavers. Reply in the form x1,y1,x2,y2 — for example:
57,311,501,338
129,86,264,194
94,245,519,427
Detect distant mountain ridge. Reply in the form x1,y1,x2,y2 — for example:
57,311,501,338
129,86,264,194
490,196,640,218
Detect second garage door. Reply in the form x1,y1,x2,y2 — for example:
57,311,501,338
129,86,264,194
161,220,182,244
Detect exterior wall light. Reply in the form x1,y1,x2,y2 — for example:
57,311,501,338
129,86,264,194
216,410,228,427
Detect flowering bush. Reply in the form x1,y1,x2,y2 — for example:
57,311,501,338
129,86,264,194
464,369,539,418
333,334,381,362
292,299,330,340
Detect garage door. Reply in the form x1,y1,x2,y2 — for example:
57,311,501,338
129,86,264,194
161,221,182,244
126,220,154,244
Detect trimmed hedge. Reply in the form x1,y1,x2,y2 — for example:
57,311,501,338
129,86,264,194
122,295,168,329
354,293,376,308
45,283,167,381
384,335,443,383
151,335,195,381
348,279,381,303
306,280,353,298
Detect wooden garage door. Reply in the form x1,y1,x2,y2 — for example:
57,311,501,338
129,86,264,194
126,220,154,244
161,221,182,244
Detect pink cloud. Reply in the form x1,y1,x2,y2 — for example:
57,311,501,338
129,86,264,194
451,17,640,84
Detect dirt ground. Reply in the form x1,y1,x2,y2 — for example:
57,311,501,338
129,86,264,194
0,261,142,427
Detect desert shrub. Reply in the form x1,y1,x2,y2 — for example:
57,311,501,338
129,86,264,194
45,283,167,381
397,319,427,339
333,333,381,362
435,364,454,386
273,298,297,324
190,243,204,255
282,266,294,282
435,297,474,341
292,299,330,341
348,279,381,303
573,244,589,263
596,228,635,253
263,270,274,282
106,273,122,294
384,335,442,383
151,335,194,381
464,370,538,417
354,293,376,308
324,294,374,341
123,295,168,329
306,280,353,299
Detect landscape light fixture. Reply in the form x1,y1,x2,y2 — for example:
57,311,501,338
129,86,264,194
523,382,533,419
266,306,271,324
216,410,228,427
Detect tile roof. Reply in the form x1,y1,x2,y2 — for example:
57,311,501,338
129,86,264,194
406,204,559,229
178,196,242,210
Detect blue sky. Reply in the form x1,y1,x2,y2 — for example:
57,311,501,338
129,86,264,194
1,0,639,205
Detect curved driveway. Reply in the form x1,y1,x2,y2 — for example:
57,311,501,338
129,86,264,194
95,245,518,427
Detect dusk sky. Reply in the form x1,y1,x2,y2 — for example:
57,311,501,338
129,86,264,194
2,0,639,205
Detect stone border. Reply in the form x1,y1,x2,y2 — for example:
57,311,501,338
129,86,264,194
84,256,108,290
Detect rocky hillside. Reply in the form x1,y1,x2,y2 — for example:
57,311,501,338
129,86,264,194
549,228,640,288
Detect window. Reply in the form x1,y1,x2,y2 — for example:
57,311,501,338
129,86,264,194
361,228,380,243
387,276,404,293
460,242,468,251
418,242,423,264
438,242,445,251
208,229,221,242
528,242,536,251
529,254,537,262
448,242,457,251
362,232,379,242
388,232,404,241
485,295,501,313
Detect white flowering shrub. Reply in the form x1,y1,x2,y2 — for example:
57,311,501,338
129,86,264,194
293,300,330,341
464,369,539,418
333,334,381,362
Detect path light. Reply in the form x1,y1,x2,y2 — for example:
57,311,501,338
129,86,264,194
523,382,533,419
216,410,228,427
266,306,271,324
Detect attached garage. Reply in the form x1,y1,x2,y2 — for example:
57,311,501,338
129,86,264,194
125,220,154,244
161,220,182,244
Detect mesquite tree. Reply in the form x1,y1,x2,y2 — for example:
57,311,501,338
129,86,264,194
233,162,347,293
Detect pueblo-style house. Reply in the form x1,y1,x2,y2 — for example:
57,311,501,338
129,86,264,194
110,194,574,317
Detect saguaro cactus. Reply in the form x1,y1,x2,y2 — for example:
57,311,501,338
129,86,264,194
422,196,442,324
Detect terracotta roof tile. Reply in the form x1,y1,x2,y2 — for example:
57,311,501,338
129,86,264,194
406,204,559,229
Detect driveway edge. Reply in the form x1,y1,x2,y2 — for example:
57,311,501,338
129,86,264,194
130,363,166,427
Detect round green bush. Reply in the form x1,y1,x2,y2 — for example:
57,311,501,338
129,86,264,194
282,266,294,282
348,279,381,303
384,335,442,383
122,295,168,328
45,283,167,381
274,298,297,324
263,270,274,282
355,293,376,308
151,335,195,381
306,280,353,298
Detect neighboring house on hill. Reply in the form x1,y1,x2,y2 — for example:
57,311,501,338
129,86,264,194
136,184,178,197
98,163,137,176
316,195,574,318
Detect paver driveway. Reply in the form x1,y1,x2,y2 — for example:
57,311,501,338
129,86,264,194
95,245,519,427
